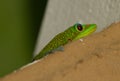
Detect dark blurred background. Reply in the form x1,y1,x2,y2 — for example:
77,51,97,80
0,0,48,77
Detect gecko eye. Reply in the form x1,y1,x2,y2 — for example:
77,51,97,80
77,24,83,31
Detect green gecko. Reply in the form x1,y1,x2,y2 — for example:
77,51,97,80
33,23,97,61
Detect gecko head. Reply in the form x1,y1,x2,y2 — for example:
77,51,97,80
74,23,97,40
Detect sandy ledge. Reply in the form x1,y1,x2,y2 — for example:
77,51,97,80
1,22,120,81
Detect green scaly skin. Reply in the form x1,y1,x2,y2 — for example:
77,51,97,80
33,23,97,61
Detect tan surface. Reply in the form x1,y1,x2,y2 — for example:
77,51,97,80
1,22,120,81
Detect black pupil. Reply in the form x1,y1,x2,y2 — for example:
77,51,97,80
77,24,83,31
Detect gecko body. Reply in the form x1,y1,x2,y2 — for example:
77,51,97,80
33,23,97,60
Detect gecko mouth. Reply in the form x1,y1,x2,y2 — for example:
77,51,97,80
82,24,97,36
87,24,97,34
